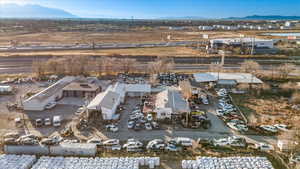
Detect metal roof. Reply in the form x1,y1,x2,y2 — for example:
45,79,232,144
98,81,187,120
156,88,190,113
193,72,263,84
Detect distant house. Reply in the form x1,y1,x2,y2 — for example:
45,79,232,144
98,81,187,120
154,87,190,119
125,84,151,97
23,76,77,111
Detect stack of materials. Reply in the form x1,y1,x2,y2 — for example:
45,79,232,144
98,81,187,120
182,156,274,169
0,154,36,169
31,156,160,169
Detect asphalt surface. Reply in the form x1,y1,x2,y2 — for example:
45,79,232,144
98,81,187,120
0,55,297,74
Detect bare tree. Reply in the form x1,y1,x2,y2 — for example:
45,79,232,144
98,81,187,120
277,63,296,79
241,60,261,74
179,80,192,99
32,59,46,78
119,58,137,73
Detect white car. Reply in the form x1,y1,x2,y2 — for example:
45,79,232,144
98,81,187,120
87,138,102,145
75,107,85,115
213,138,230,147
147,139,165,150
123,141,143,149
146,114,153,121
53,116,61,127
274,124,289,131
255,143,274,151
145,123,152,130
170,137,193,147
106,124,119,132
260,125,278,133
45,102,57,109
103,139,119,146
44,118,51,126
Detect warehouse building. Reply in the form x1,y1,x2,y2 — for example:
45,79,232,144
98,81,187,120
125,84,151,97
23,76,77,111
193,72,263,88
210,38,274,49
87,82,151,120
62,82,101,98
154,87,190,119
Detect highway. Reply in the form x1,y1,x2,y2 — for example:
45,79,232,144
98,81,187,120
0,55,298,74
0,41,199,53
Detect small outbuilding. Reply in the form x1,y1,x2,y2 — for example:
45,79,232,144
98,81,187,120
63,82,101,98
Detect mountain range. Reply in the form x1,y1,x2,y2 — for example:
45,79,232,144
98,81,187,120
0,4,300,20
0,4,77,18
225,15,300,20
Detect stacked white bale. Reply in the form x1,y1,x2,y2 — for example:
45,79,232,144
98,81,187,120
31,156,160,169
183,156,274,169
0,154,36,169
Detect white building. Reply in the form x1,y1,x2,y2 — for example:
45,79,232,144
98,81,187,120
193,72,263,84
0,85,12,93
199,26,214,31
23,76,76,111
210,38,274,49
87,90,121,120
154,88,190,119
125,84,151,97
87,82,151,120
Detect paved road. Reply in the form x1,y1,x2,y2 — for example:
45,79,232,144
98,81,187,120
0,55,297,74
0,41,198,52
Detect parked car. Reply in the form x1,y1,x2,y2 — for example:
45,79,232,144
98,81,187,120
151,121,159,129
44,118,51,126
87,138,102,146
165,144,182,152
260,125,278,133
45,102,57,109
40,138,55,145
274,124,289,131
128,121,135,129
123,139,143,151
169,137,193,147
105,124,119,132
103,139,120,146
213,138,230,147
145,123,152,130
146,114,153,121
147,139,165,150
53,116,61,127
35,118,43,127
75,107,85,115
255,143,274,151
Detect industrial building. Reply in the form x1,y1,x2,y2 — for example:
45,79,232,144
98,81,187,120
62,82,101,98
193,72,263,88
210,38,274,49
154,87,190,119
87,82,151,120
23,76,77,111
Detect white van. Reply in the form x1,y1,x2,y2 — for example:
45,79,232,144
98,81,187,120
170,137,193,147
53,116,61,127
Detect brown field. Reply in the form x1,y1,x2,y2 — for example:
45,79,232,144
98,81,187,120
0,47,203,57
0,30,248,47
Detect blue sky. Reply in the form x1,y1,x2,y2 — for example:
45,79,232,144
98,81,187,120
1,0,300,18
